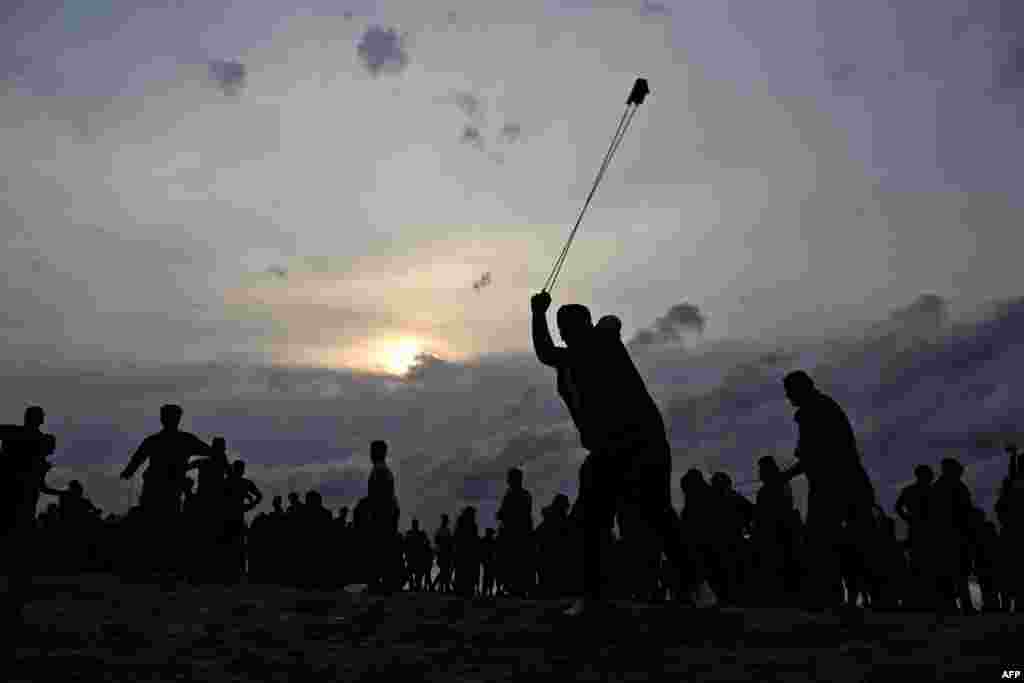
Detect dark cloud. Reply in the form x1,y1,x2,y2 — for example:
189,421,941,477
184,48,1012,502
640,1,672,17
453,91,484,120
208,60,246,96
499,122,522,143
471,271,492,292
460,124,484,149
356,26,410,78
404,352,456,383
889,293,948,330
628,302,707,349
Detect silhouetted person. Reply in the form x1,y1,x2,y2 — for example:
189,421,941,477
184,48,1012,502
1,406,54,533
927,457,975,615
219,459,262,583
752,456,799,606
677,468,715,606
895,464,934,608
180,436,231,582
453,506,481,598
333,506,351,587
706,472,753,606
366,441,401,594
404,519,432,591
481,528,498,597
969,506,1002,612
496,467,534,598
868,508,908,610
1,407,58,623
432,514,454,593
531,291,698,616
779,371,875,611
299,490,333,587
120,405,213,583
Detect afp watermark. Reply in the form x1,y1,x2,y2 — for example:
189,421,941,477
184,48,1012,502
1002,671,1022,680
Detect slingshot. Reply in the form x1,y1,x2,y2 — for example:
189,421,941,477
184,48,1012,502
542,77,650,294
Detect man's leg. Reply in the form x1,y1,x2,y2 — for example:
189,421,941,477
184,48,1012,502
619,445,707,606
804,491,845,610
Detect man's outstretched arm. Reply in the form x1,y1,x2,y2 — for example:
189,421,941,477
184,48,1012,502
531,292,567,367
120,441,150,479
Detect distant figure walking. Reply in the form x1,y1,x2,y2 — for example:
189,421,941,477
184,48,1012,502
531,291,696,616
779,371,876,611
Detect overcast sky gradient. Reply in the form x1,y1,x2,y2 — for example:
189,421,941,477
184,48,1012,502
2,1,1022,531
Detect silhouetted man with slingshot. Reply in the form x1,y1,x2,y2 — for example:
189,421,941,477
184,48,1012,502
531,291,698,616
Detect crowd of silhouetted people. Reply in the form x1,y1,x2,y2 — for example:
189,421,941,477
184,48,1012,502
2,293,1023,623
3,401,1023,620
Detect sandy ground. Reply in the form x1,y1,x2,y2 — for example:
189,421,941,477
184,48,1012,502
3,574,1019,682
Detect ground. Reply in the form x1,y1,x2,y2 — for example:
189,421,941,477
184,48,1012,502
3,575,1019,682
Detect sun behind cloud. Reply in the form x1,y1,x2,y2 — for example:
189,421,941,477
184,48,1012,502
374,336,425,376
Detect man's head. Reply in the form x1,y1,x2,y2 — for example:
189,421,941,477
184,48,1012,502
24,405,45,429
371,440,388,464
338,506,348,521
556,304,593,348
507,467,524,489
232,460,246,476
783,371,816,407
711,472,733,492
212,437,227,455
305,490,322,506
440,513,450,525
272,495,283,511
757,456,780,483
288,492,300,505
411,518,420,531
940,457,964,478
914,464,934,484
68,480,84,496
160,404,183,430
680,468,706,492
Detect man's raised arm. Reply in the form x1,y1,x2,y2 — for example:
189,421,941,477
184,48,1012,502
531,291,567,367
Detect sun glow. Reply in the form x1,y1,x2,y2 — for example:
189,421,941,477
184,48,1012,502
374,337,424,376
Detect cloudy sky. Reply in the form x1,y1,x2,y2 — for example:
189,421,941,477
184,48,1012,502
2,1,1022,531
